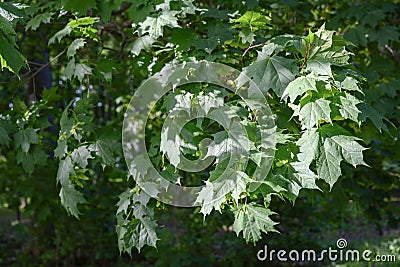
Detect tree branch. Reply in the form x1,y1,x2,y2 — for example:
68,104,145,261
242,42,265,68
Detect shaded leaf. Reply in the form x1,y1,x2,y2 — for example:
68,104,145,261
14,128,38,153
59,184,86,218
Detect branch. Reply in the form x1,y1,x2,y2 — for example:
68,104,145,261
23,49,67,80
241,42,265,68
300,42,310,71
112,3,132,16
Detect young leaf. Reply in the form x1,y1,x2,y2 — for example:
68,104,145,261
232,11,271,32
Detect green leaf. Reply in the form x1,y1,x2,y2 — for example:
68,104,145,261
195,180,225,216
71,146,93,168
25,12,54,31
316,137,342,188
60,106,74,139
308,24,351,65
59,184,86,218
0,16,16,43
89,132,120,167
282,75,317,103
233,203,278,243
74,63,92,82
54,139,68,159
305,59,332,77
339,76,362,93
132,216,159,252
64,59,75,80
288,162,320,196
369,26,399,47
0,124,10,147
232,11,271,32
305,28,315,44
57,156,75,186
0,35,26,75
97,0,124,23
362,10,385,28
48,26,72,45
316,125,367,188
16,145,48,174
128,35,155,56
170,28,196,51
42,87,61,103
0,2,25,22
96,59,120,82
62,0,96,16
195,168,248,216
14,128,38,153
296,128,319,164
309,23,334,57
315,45,350,65
243,55,296,97
67,38,86,58
139,13,179,38
67,17,98,28
329,135,367,167
338,93,361,122
358,103,388,132
74,97,94,114
297,99,332,129
238,29,255,44
116,189,132,215
343,26,368,47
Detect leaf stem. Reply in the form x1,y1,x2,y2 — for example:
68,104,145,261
300,41,310,72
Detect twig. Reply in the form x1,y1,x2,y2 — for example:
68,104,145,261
241,42,266,68
300,41,310,71
111,3,131,16
385,45,395,57
24,49,67,80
